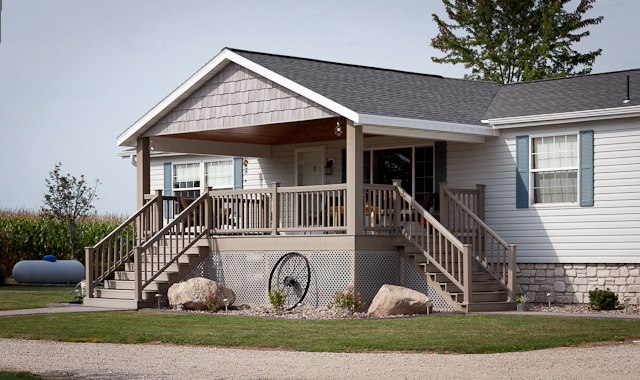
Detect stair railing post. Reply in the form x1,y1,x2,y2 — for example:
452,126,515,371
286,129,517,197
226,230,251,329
439,182,449,228
134,247,142,302
205,187,212,236
155,189,163,232
391,179,402,233
85,247,94,299
475,184,485,220
462,244,473,307
271,182,280,235
508,244,517,302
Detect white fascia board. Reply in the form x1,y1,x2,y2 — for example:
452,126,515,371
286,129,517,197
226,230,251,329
483,105,640,129
117,49,359,147
363,125,485,143
358,113,499,137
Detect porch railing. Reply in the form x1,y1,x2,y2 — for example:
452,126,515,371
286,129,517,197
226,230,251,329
135,189,211,301
84,191,168,299
440,182,516,301
394,185,474,305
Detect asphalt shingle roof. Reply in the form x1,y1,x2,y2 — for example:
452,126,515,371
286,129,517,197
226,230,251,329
483,69,640,120
231,49,501,126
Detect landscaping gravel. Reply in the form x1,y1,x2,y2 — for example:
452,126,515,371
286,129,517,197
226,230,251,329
1,338,639,379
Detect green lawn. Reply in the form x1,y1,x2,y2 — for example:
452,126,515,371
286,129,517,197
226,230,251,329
0,372,43,380
0,285,76,311
0,311,638,353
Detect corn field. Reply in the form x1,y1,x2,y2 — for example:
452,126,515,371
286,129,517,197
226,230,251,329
0,209,124,277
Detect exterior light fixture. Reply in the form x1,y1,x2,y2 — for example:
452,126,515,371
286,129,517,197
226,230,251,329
223,298,229,314
334,121,343,137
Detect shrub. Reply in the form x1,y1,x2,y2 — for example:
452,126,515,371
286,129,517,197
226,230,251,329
330,284,364,313
268,289,286,313
588,288,619,310
205,291,220,312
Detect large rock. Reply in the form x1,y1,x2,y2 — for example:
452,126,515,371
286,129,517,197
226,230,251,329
167,277,236,310
367,284,432,316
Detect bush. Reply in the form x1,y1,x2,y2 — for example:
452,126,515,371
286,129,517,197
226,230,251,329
588,288,619,310
330,284,364,313
268,289,286,313
0,208,124,276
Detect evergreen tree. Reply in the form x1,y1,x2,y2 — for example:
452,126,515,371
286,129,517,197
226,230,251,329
431,0,603,84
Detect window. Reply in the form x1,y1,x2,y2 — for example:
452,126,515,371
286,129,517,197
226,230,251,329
205,160,233,189
531,134,578,204
173,162,201,197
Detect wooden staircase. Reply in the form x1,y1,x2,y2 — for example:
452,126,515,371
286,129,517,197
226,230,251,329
395,183,517,313
84,245,208,309
84,190,212,310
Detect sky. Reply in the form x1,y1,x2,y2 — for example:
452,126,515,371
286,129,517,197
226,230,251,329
0,0,638,215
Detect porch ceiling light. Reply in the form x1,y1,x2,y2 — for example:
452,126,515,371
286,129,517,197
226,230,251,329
334,121,342,137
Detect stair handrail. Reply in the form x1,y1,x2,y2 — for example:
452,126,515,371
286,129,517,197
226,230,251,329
395,185,474,304
443,187,517,301
85,195,160,299
134,189,211,301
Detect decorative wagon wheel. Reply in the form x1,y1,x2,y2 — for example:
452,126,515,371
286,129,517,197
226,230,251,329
268,252,311,310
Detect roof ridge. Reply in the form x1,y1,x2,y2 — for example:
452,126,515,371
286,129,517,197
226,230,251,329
226,47,497,84
502,68,640,86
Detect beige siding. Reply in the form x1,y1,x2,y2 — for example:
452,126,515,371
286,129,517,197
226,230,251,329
145,63,337,137
448,118,640,264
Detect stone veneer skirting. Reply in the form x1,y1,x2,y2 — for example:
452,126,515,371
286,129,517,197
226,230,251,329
517,263,640,305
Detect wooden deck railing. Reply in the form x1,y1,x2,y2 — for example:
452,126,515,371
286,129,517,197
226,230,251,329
135,189,211,301
84,192,166,299
395,185,474,305
440,182,516,301
363,184,397,234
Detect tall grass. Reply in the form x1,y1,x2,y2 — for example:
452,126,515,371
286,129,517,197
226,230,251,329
0,208,124,277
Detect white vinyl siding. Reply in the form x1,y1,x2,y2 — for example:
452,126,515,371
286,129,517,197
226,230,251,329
447,118,640,264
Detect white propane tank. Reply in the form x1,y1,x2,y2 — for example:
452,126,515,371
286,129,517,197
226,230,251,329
12,258,85,284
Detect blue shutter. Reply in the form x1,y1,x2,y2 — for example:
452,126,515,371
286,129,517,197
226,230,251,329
163,162,172,196
579,130,594,207
515,136,529,209
233,157,243,189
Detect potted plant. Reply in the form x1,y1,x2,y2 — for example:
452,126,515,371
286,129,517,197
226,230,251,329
515,294,529,311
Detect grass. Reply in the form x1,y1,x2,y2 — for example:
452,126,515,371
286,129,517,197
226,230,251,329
0,372,43,380
0,285,76,311
0,311,638,353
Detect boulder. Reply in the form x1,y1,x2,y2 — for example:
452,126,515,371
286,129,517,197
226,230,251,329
367,284,432,316
167,277,236,310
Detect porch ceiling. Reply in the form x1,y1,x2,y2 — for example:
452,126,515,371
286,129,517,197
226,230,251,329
159,116,360,146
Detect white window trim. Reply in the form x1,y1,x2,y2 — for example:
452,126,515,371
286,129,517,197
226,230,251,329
295,146,326,186
528,132,581,207
172,157,235,195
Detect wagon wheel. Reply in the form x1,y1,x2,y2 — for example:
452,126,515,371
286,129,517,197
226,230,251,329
268,252,311,310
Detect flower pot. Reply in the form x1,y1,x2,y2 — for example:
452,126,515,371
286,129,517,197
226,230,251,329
516,303,527,312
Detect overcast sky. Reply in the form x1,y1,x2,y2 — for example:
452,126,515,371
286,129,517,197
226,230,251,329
0,0,638,215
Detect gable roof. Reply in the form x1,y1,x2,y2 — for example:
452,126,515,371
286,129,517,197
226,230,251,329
229,49,500,126
117,48,498,146
483,69,640,126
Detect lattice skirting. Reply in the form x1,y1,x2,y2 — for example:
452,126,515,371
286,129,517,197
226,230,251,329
185,249,454,310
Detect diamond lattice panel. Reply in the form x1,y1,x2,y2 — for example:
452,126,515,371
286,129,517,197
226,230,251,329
354,251,400,304
401,260,454,311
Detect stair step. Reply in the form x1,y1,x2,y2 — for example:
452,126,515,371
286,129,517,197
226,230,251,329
465,302,517,312
114,270,180,282
104,279,169,291
95,288,157,301
419,262,484,274
428,272,491,283
124,262,188,272
449,291,508,303
83,297,139,309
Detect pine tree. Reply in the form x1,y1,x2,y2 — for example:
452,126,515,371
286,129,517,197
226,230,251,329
431,0,603,84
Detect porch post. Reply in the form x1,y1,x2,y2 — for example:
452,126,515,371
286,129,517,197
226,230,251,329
136,137,151,209
346,120,364,235
439,182,448,228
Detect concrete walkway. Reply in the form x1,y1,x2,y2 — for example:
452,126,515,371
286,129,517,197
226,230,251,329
0,305,128,317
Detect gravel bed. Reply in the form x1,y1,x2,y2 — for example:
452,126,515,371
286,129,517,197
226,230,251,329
527,302,640,314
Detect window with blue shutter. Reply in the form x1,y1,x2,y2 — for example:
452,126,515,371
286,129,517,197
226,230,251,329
579,130,594,207
515,135,530,208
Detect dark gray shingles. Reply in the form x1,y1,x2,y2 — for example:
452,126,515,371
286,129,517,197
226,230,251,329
231,49,500,126
483,69,640,120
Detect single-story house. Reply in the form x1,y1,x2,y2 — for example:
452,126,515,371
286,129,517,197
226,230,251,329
85,47,640,312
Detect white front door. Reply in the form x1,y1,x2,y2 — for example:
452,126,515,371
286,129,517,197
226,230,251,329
295,146,325,186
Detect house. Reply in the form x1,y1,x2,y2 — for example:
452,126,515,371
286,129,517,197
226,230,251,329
85,47,640,312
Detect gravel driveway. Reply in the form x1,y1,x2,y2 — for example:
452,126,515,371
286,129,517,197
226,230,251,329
2,339,639,379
